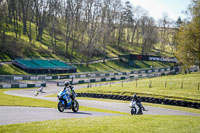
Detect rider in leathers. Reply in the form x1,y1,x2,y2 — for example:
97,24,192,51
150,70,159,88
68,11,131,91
132,94,146,111
64,81,75,101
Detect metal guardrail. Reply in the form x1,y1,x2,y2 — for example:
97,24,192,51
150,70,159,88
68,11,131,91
0,67,177,83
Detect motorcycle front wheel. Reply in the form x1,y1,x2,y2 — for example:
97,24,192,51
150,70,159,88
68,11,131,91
72,100,79,112
131,107,137,115
58,101,65,112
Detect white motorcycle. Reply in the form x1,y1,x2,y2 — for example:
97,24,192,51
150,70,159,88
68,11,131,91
129,100,143,115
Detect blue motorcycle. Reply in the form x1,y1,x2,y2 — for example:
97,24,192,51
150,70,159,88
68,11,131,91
57,88,79,112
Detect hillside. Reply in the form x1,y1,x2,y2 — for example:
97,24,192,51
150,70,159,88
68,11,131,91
0,0,177,74
0,21,174,62
0,21,175,74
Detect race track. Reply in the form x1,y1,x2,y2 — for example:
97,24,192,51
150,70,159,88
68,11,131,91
1,82,200,125
0,106,121,125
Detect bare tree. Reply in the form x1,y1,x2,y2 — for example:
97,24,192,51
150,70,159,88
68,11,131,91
34,0,49,42
158,13,171,52
140,16,158,55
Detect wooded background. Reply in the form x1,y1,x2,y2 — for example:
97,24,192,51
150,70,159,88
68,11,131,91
0,0,199,70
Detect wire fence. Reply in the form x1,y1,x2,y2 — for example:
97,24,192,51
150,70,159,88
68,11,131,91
87,79,200,90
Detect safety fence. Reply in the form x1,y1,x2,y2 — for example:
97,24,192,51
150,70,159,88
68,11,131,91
0,83,46,89
0,66,178,83
57,70,174,86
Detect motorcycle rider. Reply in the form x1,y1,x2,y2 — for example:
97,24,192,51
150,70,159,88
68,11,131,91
64,81,75,101
132,94,146,111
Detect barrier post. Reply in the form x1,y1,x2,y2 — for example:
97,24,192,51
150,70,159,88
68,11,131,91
136,80,137,88
87,83,89,88
149,81,152,88
181,81,183,89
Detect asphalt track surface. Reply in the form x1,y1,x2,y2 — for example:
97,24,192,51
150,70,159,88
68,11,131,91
1,82,200,125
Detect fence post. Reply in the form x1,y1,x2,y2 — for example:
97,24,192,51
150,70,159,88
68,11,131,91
136,80,137,88
165,81,167,88
149,81,152,88
181,81,183,89
110,82,111,87
122,81,123,87
198,82,199,90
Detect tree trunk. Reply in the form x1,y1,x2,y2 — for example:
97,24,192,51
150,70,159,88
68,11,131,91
131,23,138,46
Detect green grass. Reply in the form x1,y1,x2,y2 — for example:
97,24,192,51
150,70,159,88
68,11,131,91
76,72,200,102
1,89,200,132
72,60,173,72
0,88,57,108
0,64,28,75
0,115,200,133
0,88,127,115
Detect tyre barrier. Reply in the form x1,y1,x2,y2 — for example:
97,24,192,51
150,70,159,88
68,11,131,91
76,93,200,109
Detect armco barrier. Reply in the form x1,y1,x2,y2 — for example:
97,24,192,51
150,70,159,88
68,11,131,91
56,70,171,86
0,83,46,89
76,93,200,109
0,66,181,82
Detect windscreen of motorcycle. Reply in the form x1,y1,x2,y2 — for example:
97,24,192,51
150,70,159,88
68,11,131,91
57,90,63,97
129,101,136,107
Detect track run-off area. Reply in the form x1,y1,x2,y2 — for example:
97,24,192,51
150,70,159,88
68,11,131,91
1,82,200,125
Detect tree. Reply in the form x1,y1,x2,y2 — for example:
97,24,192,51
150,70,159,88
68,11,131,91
175,0,200,72
176,16,183,28
158,13,171,52
35,0,49,42
123,1,134,43
140,16,158,55
131,6,148,47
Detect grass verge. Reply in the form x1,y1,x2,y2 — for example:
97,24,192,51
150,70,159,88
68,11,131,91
0,115,200,133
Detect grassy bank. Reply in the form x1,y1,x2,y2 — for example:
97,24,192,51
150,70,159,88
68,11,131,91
76,60,173,72
76,72,200,102
0,60,173,75
0,64,28,75
0,115,200,133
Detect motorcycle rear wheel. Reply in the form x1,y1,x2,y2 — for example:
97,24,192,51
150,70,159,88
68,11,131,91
58,101,65,112
72,100,79,112
131,107,137,115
